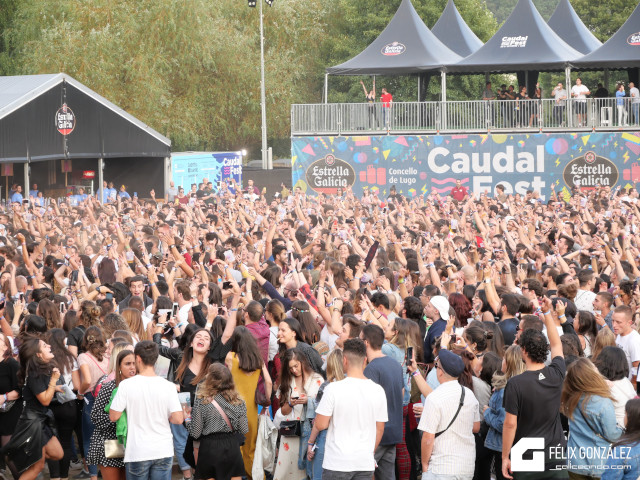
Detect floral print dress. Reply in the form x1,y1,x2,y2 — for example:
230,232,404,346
273,372,323,480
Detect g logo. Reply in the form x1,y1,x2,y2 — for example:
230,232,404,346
511,437,545,472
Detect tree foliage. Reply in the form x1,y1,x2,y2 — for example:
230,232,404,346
571,0,635,42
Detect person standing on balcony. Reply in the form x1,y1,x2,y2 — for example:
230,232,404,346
498,85,510,127
360,80,376,130
380,88,393,130
616,83,629,126
552,82,567,127
629,82,639,125
571,78,590,127
529,83,542,127
482,82,496,128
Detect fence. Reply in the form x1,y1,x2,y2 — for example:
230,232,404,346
291,98,640,135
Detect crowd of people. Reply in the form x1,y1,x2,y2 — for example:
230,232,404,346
2,177,640,480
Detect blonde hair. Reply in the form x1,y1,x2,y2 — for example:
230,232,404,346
591,327,616,362
492,344,526,390
561,357,614,419
326,349,345,383
121,308,146,342
108,342,133,375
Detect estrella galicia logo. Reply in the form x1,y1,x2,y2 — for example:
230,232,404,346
511,437,545,472
628,32,640,46
381,42,406,56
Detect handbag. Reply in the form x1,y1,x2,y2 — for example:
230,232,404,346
279,420,302,437
211,398,245,446
104,439,124,459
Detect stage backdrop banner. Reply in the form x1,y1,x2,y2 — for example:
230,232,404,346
172,152,242,193
291,132,640,199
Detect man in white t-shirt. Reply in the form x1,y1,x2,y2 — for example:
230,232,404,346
571,78,590,127
612,305,640,389
418,349,480,479
574,270,596,313
110,341,184,480
309,338,388,480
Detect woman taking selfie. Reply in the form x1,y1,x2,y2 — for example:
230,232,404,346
274,348,323,479
4,337,64,480
88,350,137,480
188,363,249,480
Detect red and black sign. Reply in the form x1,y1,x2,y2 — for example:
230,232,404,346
56,103,76,135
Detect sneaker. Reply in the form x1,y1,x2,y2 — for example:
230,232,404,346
73,470,91,479
70,459,84,470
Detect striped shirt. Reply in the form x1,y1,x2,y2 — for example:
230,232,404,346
418,380,479,476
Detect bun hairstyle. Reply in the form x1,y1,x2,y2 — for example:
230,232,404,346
81,325,107,361
464,323,494,353
80,300,102,327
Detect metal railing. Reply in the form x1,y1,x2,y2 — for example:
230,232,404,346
291,98,640,135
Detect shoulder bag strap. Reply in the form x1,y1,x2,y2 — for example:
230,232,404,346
435,386,466,438
211,398,233,431
86,353,107,375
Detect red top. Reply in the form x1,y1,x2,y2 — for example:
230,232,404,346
450,186,468,201
381,93,393,108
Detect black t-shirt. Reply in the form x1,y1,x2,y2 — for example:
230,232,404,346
207,337,232,365
23,371,52,413
0,358,20,395
504,356,566,467
67,326,86,354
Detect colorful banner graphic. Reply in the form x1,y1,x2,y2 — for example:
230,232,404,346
172,152,243,193
291,132,640,199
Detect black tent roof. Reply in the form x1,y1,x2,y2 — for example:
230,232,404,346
448,0,582,73
326,0,461,75
547,0,601,54
0,73,170,163
432,0,483,57
573,2,640,68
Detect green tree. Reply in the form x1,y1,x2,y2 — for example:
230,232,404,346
571,0,635,42
484,0,558,25
4,0,333,155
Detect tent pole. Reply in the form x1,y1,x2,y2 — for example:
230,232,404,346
24,162,29,205
441,70,447,131
418,75,421,102
164,156,171,198
324,74,328,104
565,67,572,129
98,158,104,204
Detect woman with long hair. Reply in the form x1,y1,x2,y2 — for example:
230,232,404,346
4,337,64,480
225,326,272,477
38,299,61,331
277,317,323,375
602,398,640,478
305,349,345,480
87,350,136,480
188,363,249,480
574,311,598,357
44,329,81,480
561,357,623,477
0,331,22,479
483,344,526,480
120,308,146,344
591,327,616,362
265,299,285,363
174,328,213,480
594,346,636,428
449,293,473,328
473,352,502,480
274,348,324,479
290,301,320,345
77,326,109,480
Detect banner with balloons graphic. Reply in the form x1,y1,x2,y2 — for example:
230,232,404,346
291,132,640,200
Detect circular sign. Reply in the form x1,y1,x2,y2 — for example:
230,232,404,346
627,32,640,46
381,42,406,56
56,103,76,135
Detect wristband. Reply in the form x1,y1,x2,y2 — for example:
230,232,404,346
542,311,551,316
229,308,238,312
559,314,566,318
410,371,420,378
3,393,7,402
398,277,405,284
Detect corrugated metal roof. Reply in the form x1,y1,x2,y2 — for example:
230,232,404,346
0,73,170,146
